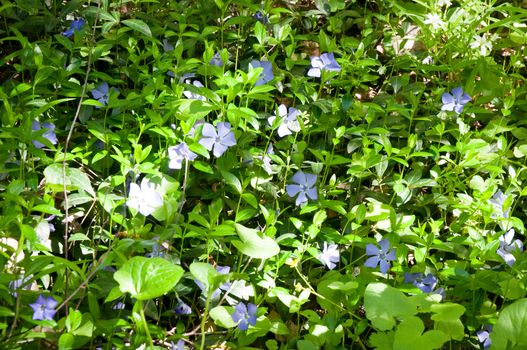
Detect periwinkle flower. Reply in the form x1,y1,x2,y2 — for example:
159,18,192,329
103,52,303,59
307,53,341,78
268,104,301,137
182,80,206,101
9,275,32,297
364,239,396,274
249,60,274,86
32,120,58,149
253,11,269,24
174,300,192,315
497,229,523,266
29,294,58,321
404,272,438,293
199,122,236,158
112,301,125,310
91,82,118,108
209,52,223,67
318,242,340,270
195,265,231,300
163,39,174,52
286,171,318,206
62,19,85,38
168,143,197,169
126,178,164,216
261,144,273,174
477,325,493,349
441,87,471,114
489,189,510,219
231,302,257,331
171,340,185,350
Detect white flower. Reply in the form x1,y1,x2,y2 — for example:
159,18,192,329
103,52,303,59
470,34,493,56
183,80,206,101
268,104,301,137
424,13,445,31
126,178,164,216
438,0,451,7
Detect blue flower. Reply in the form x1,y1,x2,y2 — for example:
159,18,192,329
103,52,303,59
199,122,237,158
489,189,510,219
307,53,341,78
286,171,318,206
112,301,125,310
62,19,85,38
174,300,192,315
318,242,340,270
364,239,396,274
209,52,223,67
441,87,471,114
171,339,185,350
32,120,58,149
477,325,493,349
231,302,257,331
249,60,274,86
404,273,438,293
268,104,301,137
253,11,269,24
9,275,32,297
29,294,58,321
91,82,119,108
163,39,174,52
168,143,197,169
195,265,231,300
497,229,523,266
182,79,206,101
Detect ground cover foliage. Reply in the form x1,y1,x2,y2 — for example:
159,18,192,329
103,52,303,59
1,0,527,348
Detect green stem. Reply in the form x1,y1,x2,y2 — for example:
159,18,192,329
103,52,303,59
199,294,212,350
139,302,154,349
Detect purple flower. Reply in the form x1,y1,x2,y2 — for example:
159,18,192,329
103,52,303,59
112,301,125,310
209,52,223,67
231,302,257,331
171,340,185,350
249,60,274,86
9,275,32,297
182,80,206,101
497,229,523,266
477,325,493,349
62,19,85,38
32,120,58,149
29,294,58,321
253,11,269,24
168,143,197,169
174,301,192,315
91,82,118,108
195,265,231,300
318,242,340,270
163,39,174,52
489,189,510,219
268,104,301,137
364,239,396,274
286,171,318,206
404,273,438,293
307,53,341,78
441,87,471,114
199,122,236,158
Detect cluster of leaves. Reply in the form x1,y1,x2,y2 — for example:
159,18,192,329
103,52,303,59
1,0,527,349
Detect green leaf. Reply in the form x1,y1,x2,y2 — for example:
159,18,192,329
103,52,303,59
232,223,280,259
364,283,416,331
430,303,465,340
43,164,95,197
122,19,152,37
113,257,183,300
491,299,527,349
393,316,447,350
210,306,237,328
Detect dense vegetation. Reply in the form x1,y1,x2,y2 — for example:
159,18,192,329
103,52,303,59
1,0,527,349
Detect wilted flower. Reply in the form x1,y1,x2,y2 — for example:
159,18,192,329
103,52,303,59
29,294,58,321
318,242,340,270
168,143,197,169
364,239,396,274
441,87,471,114
253,11,269,24
209,52,223,67
489,189,510,219
250,60,274,86
62,19,85,38
268,104,301,137
199,122,236,158
307,53,341,78
182,80,206,101
404,273,438,293
477,325,493,349
231,302,257,331
163,39,174,52
91,82,118,108
286,171,318,206
32,120,58,149
126,178,164,216
497,229,523,266
174,300,192,315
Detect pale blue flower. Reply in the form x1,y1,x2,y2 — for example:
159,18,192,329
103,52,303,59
364,239,396,273
477,325,492,349
91,82,118,107
168,143,197,169
209,52,223,67
174,300,192,315
126,178,163,216
286,171,318,206
441,87,471,114
404,273,437,293
250,60,274,86
307,53,341,78
231,302,257,331
489,189,510,219
163,39,174,52
497,229,523,266
62,19,85,38
318,242,340,270
194,265,231,300
30,294,57,321
199,122,236,158
32,120,58,149
268,104,301,137
182,79,206,101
